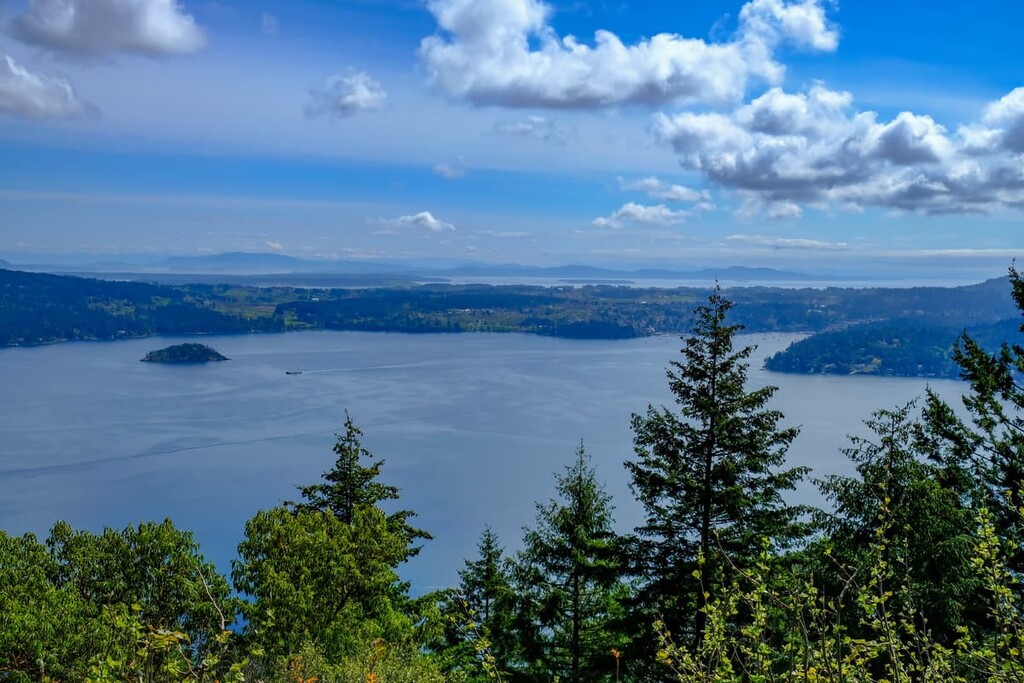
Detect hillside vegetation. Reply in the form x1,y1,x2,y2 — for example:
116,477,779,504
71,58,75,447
2,267,1021,378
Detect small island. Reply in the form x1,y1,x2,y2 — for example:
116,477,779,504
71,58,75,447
141,343,230,364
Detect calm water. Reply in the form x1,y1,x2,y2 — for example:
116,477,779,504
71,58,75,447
0,331,966,591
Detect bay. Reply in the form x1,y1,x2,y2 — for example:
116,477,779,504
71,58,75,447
0,331,966,592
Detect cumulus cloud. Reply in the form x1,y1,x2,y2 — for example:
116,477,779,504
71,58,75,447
0,51,93,119
306,70,388,118
724,234,850,250
10,0,205,58
618,176,707,202
973,87,1024,154
386,211,455,233
652,83,1024,215
420,0,837,109
593,202,689,228
495,115,564,141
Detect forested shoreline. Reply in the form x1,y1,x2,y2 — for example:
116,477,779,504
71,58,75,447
2,267,1021,378
4,272,1024,682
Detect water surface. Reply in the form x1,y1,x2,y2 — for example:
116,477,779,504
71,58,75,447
0,331,965,591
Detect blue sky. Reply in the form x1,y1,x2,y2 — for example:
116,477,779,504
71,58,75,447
1,0,1023,275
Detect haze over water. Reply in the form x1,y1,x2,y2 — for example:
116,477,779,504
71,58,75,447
0,331,966,592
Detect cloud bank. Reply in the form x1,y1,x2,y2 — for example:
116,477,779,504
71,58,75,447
653,84,1024,216
420,0,837,109
10,0,206,57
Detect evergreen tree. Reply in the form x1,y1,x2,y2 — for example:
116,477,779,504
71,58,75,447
295,411,430,559
817,402,980,642
235,415,431,665
626,288,808,646
517,442,627,683
921,267,1024,567
436,527,520,682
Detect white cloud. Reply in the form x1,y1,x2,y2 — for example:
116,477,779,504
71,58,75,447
593,202,689,228
386,211,456,233
264,240,284,252
978,87,1024,153
653,83,1024,215
306,70,388,118
737,0,839,52
495,115,564,141
261,13,280,36
433,162,466,179
420,0,837,109
11,0,206,58
618,176,707,202
0,51,92,119
724,234,850,250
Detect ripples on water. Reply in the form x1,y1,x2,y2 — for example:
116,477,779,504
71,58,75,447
0,331,965,591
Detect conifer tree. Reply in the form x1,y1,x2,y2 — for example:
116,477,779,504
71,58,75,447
818,402,980,641
921,267,1024,568
235,415,431,664
295,411,430,559
626,288,808,646
459,527,515,638
517,442,627,683
438,527,520,682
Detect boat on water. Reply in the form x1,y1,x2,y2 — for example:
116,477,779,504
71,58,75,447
285,370,303,375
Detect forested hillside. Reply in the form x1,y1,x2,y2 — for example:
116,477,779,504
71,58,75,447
0,268,283,345
4,275,1024,682
4,268,1022,372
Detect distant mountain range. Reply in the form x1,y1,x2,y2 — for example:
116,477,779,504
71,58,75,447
3,251,828,283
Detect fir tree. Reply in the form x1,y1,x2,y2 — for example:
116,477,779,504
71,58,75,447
921,267,1024,568
438,527,520,682
295,411,430,559
818,401,980,642
626,288,809,646
517,442,627,683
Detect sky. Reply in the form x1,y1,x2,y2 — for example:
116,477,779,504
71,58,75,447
1,0,1023,276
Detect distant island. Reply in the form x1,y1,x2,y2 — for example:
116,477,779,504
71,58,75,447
141,343,229,364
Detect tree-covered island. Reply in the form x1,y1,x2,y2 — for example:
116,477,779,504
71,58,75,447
140,343,230,363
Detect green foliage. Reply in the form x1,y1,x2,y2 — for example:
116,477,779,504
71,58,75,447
295,412,430,558
653,501,1024,683
0,531,104,681
47,519,238,642
253,638,447,683
515,442,629,683
817,402,981,641
922,266,1024,570
235,415,431,669
434,527,520,682
233,505,416,661
0,522,240,683
626,288,809,646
